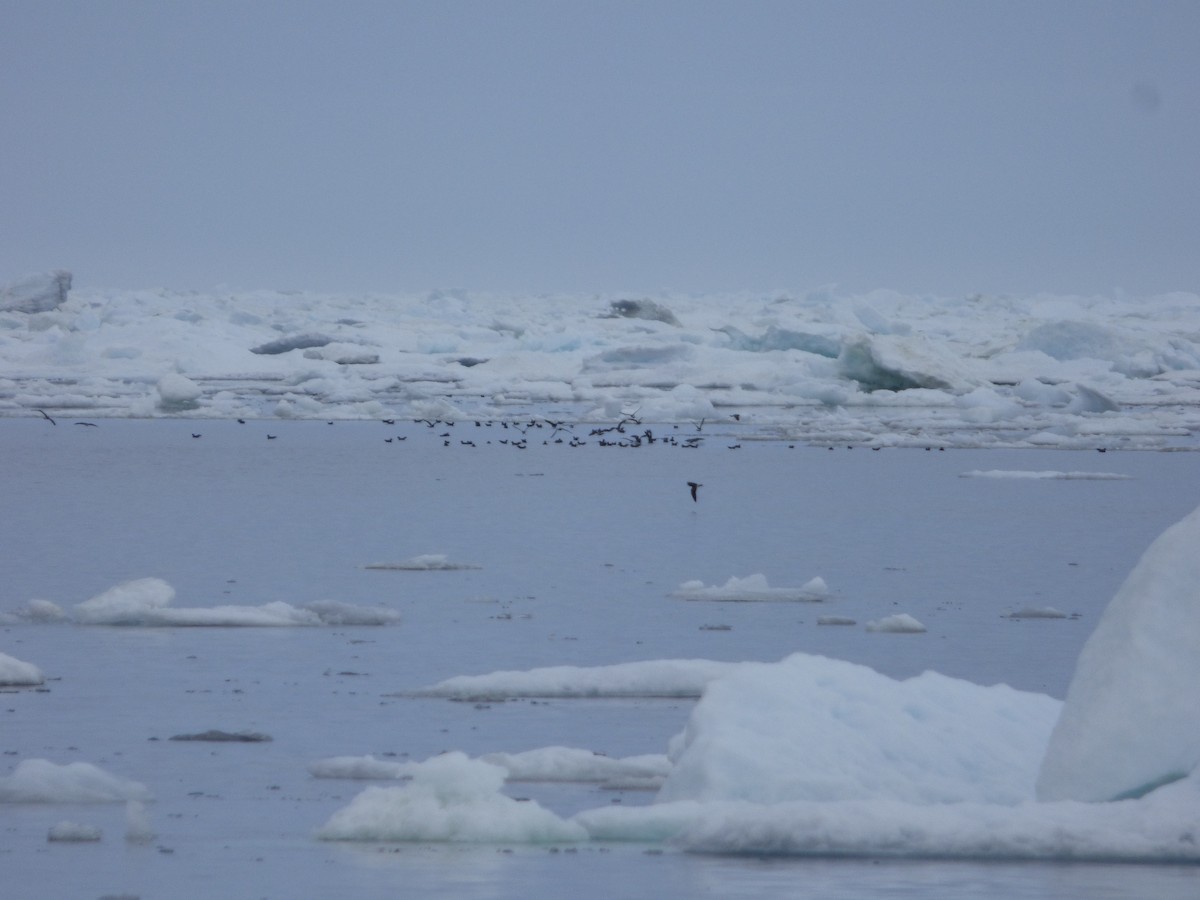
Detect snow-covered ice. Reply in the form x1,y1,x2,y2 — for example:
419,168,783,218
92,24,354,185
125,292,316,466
4,273,1200,451
71,577,398,627
865,613,927,633
0,760,151,804
316,752,587,843
1037,503,1200,802
0,650,44,685
960,469,1133,480
364,553,481,571
412,659,742,700
671,574,830,602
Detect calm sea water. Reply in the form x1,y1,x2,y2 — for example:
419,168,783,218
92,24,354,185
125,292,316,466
3,419,1198,898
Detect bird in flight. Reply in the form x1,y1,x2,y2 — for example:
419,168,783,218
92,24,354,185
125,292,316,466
687,481,702,502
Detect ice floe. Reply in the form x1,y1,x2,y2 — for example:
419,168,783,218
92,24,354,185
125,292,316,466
0,760,151,803
0,650,44,686
411,658,741,700
316,752,587,843
364,554,481,571
670,574,830,602
960,469,1133,480
71,578,398,627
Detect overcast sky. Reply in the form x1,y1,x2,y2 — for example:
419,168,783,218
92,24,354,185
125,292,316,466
3,0,1197,296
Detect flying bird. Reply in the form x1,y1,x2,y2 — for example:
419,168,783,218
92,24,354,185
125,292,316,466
687,481,702,502
34,408,56,425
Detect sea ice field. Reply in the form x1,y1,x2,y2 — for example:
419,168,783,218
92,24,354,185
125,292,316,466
2,275,1200,899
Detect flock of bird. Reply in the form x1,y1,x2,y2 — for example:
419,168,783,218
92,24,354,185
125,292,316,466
30,406,717,503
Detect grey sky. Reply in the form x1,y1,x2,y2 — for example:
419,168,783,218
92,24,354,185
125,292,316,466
2,0,1197,295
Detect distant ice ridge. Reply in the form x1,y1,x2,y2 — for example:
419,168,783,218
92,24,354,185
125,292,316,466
69,577,399,626
3,273,1200,449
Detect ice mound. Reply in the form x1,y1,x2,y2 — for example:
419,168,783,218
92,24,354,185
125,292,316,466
413,658,740,700
316,752,586,843
0,651,44,686
658,652,1059,806
155,373,202,411
1037,503,1200,802
671,574,830,602
0,759,151,803
73,578,399,627
0,270,71,313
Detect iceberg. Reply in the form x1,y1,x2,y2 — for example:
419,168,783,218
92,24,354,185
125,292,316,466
1037,503,1200,802
658,653,1059,806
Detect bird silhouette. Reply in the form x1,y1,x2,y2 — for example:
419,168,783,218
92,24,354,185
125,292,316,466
687,481,702,502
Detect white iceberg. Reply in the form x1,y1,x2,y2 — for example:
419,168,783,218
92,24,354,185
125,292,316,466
1037,503,1200,802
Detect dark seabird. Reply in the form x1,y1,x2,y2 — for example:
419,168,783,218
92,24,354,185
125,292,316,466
35,408,56,425
687,481,702,502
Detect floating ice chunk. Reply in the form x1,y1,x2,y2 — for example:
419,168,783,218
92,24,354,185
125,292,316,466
74,578,175,625
250,332,333,354
583,773,1200,860
1037,503,1200,802
364,554,480,571
0,650,44,685
155,373,202,411
302,600,401,625
602,298,681,326
169,730,272,742
309,755,415,780
0,759,151,803
816,616,857,626
837,334,975,392
1068,383,1121,413
14,599,67,622
715,325,840,358
316,752,587,843
73,578,394,627
671,573,829,603
125,800,156,844
481,747,671,785
960,470,1132,480
47,821,102,842
0,270,71,313
1005,607,1069,619
865,613,926,633
657,652,1060,806
413,658,740,700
